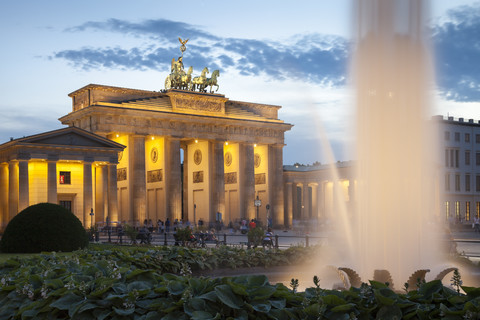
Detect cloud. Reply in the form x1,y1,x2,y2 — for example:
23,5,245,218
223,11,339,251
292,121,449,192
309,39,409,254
51,3,480,103
52,18,349,87
433,2,480,102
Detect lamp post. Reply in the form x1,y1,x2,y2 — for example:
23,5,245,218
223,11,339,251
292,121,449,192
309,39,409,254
106,215,111,243
89,208,94,229
254,195,261,222
194,204,197,227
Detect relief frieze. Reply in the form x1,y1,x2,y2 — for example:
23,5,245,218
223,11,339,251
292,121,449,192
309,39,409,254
147,169,163,183
255,173,266,185
224,172,237,184
117,168,127,181
193,171,204,183
175,97,222,113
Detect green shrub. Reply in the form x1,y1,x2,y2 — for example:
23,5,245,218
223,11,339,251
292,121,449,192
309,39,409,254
0,203,88,253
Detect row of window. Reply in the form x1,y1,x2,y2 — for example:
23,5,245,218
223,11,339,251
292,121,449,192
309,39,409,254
445,149,480,167
445,201,480,221
444,131,480,143
444,173,480,192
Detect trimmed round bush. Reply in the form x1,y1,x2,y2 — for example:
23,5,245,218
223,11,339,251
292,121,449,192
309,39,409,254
0,203,88,253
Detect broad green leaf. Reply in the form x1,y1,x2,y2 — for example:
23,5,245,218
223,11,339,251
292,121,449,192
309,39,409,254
250,300,271,313
248,285,276,300
191,311,215,320
113,306,135,316
321,294,347,307
418,280,443,299
49,293,84,311
198,291,218,302
462,286,480,298
376,305,402,320
269,298,286,309
331,303,356,313
214,285,244,309
127,280,153,292
167,280,187,295
374,288,398,306
369,280,389,289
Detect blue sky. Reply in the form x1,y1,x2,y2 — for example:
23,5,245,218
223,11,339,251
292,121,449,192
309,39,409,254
1,0,479,165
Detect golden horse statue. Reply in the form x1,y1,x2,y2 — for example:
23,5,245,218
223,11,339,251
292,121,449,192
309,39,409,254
180,66,193,90
205,70,220,93
192,67,209,92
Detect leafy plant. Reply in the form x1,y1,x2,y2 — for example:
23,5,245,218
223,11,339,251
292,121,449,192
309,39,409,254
123,224,138,243
451,268,463,294
247,227,264,248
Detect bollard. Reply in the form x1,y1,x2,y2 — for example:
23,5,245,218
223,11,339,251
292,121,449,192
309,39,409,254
306,235,309,247
223,233,227,245
275,234,279,249
164,232,168,246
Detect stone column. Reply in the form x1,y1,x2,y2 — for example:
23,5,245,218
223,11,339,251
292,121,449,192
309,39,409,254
129,135,146,224
269,144,285,227
182,144,188,222
211,141,225,222
318,181,325,221
107,163,119,222
311,184,318,227
83,160,93,228
303,184,310,219
0,163,8,228
285,182,293,228
242,143,255,220
95,165,107,222
47,157,58,204
8,161,18,220
165,137,181,220
292,183,298,221
18,160,29,212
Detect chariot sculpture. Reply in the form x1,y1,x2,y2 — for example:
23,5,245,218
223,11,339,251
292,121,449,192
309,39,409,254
164,37,220,93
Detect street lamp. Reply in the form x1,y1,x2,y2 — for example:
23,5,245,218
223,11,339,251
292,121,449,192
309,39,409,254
89,208,94,228
254,195,261,221
194,204,197,227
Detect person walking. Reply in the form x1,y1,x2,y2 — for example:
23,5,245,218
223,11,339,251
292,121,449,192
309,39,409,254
474,216,480,233
165,218,171,233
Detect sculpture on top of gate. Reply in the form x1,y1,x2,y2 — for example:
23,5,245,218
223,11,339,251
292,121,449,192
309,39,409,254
164,38,220,94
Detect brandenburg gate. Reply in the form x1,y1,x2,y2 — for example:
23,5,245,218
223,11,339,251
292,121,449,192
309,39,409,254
59,83,292,227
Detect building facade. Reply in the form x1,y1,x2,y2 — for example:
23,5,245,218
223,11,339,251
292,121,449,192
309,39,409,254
58,84,292,228
434,115,480,222
0,127,124,229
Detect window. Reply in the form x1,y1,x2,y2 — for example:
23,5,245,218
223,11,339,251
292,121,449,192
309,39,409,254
466,174,471,192
465,133,470,143
455,174,461,192
445,201,450,220
446,148,459,167
445,174,450,191
59,171,71,184
444,131,450,141
455,201,460,220
476,175,480,192
466,150,471,166
477,152,480,166
59,200,72,212
476,134,480,143
466,202,471,221
477,202,480,219
455,132,460,141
